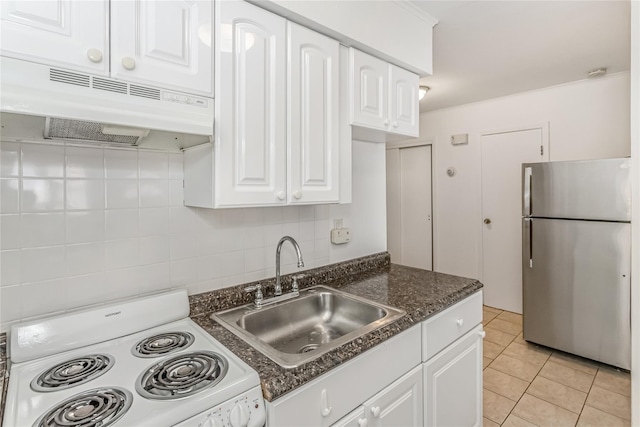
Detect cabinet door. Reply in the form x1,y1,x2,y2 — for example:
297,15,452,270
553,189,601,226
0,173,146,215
332,407,367,427
287,22,340,204
350,48,388,131
0,0,108,74
424,325,484,427
365,365,423,427
111,0,213,96
214,0,286,207
389,65,419,137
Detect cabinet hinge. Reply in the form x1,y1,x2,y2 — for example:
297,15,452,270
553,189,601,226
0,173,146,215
540,145,544,156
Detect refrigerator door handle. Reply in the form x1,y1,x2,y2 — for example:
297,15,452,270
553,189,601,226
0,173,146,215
524,166,533,216
524,218,533,268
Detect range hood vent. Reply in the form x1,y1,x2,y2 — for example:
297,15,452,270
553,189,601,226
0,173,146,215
44,117,150,146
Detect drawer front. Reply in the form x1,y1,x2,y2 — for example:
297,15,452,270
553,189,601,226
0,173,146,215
422,291,482,361
266,325,421,427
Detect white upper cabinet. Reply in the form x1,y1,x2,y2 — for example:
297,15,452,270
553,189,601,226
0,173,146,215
389,65,419,136
214,0,287,207
111,0,213,96
287,22,340,205
350,48,419,139
0,0,109,74
0,0,212,97
184,1,348,209
351,50,388,131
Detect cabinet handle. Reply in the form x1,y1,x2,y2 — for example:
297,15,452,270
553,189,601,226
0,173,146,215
293,191,302,200
383,119,390,126
277,191,286,201
479,330,486,338
456,318,464,327
392,121,398,128
320,389,332,417
86,48,103,63
122,57,136,70
370,406,381,418
357,418,368,427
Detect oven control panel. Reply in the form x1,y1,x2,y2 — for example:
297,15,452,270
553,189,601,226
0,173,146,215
174,386,267,427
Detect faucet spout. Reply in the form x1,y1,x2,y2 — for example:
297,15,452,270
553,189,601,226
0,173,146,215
275,236,305,296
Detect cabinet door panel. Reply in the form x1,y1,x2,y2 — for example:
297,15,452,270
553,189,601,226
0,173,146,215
0,0,108,73
214,0,286,207
111,0,212,95
389,65,419,137
350,49,387,131
424,325,483,427
288,22,340,204
366,365,423,427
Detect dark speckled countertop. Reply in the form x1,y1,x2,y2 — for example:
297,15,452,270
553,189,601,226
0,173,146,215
190,252,483,401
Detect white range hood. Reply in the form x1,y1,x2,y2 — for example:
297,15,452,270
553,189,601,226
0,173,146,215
0,57,213,149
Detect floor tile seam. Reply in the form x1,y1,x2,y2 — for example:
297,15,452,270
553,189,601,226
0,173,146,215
591,369,632,398
539,360,597,393
489,352,544,383
483,328,517,347
523,376,588,415
585,384,632,421
581,403,629,424
482,369,528,402
518,392,581,427
502,345,551,370
482,388,517,425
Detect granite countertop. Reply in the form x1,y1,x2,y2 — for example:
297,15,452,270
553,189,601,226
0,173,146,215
0,333,7,427
191,253,483,401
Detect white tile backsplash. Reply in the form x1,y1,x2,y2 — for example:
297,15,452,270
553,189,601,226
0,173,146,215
0,140,387,332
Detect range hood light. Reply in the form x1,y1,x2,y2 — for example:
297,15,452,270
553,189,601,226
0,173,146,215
101,125,150,138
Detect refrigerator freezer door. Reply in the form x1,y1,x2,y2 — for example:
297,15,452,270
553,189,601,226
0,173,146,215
523,158,630,221
522,218,631,369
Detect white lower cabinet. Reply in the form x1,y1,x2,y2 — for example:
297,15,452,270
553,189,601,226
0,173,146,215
334,365,423,427
422,291,484,427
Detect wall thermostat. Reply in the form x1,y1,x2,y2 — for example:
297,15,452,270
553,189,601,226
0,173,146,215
450,134,469,145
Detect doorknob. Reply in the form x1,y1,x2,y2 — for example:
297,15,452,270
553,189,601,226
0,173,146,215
484,218,491,224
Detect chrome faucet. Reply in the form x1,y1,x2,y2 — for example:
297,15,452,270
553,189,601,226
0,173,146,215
275,236,304,296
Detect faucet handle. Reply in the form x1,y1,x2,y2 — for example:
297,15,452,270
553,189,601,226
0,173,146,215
291,274,304,292
244,283,263,307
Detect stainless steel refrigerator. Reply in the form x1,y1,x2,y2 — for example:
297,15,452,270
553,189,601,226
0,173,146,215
522,158,631,369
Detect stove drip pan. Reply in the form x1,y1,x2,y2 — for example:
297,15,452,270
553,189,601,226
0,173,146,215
132,332,195,358
34,387,132,427
136,351,228,400
31,354,114,392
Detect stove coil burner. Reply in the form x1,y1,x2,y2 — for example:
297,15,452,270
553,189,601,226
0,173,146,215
31,354,114,392
132,332,195,358
136,351,228,400
33,387,132,427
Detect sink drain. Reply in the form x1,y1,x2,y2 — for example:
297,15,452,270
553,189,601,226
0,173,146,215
298,344,320,353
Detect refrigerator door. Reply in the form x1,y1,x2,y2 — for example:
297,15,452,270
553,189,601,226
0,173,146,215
522,218,631,369
523,158,630,221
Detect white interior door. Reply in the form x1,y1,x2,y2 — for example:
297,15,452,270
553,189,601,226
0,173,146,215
481,127,547,313
386,144,432,270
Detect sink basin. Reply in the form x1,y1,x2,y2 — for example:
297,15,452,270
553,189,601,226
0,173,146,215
211,286,405,368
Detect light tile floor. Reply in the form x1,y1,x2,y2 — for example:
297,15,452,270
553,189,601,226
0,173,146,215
482,305,631,427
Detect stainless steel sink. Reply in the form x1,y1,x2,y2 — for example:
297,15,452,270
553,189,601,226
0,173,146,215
211,285,405,368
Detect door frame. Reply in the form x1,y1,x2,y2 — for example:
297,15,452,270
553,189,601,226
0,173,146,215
477,122,549,284
386,138,435,270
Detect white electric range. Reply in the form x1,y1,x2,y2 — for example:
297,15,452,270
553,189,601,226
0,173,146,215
3,290,266,427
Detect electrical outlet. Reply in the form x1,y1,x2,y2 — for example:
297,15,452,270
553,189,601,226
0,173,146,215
331,228,351,244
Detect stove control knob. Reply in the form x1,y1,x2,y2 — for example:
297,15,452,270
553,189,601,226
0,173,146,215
204,416,223,427
229,403,250,427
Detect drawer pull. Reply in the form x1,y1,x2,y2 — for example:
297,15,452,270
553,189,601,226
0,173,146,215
358,418,368,427
320,389,332,417
479,330,486,338
371,406,381,418
456,318,464,327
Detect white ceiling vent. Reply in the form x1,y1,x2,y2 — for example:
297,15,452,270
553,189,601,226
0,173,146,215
44,117,150,145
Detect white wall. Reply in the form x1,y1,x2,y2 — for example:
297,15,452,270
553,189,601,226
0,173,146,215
422,72,630,279
0,139,386,331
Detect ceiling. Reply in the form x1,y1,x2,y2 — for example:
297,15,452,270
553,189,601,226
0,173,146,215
411,1,631,112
